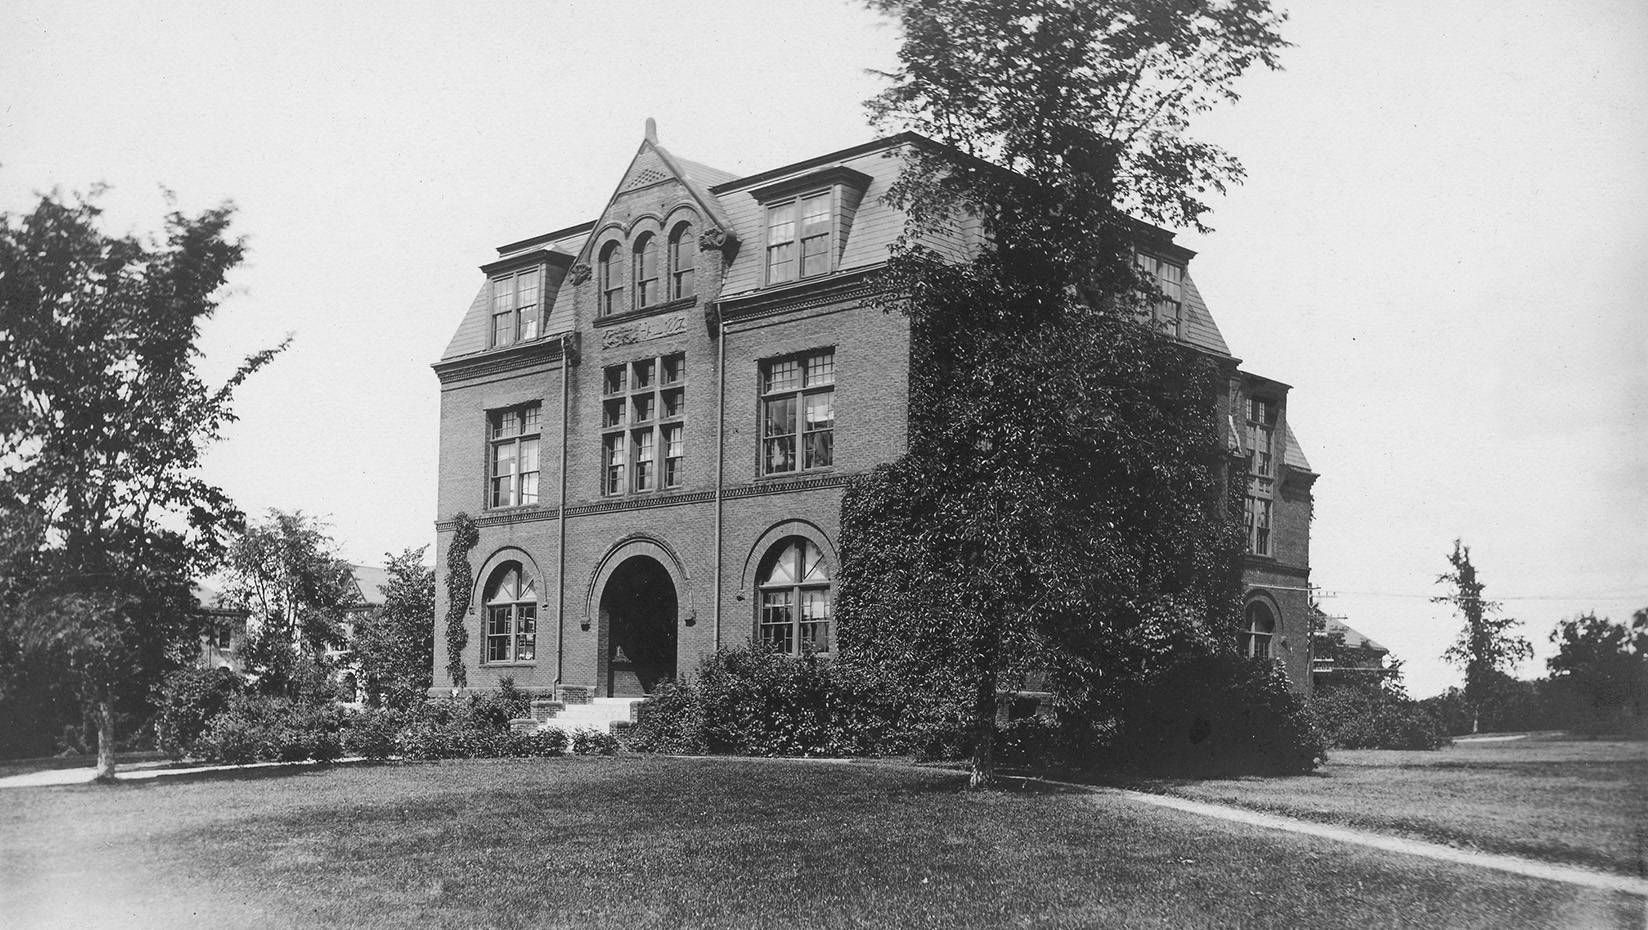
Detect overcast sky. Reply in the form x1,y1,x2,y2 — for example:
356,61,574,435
3,0,1644,698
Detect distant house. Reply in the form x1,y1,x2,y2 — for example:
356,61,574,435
1311,607,1393,687
193,582,248,674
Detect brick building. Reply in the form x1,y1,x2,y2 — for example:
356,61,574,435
430,127,1317,707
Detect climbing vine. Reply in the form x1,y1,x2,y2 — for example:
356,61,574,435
444,512,479,688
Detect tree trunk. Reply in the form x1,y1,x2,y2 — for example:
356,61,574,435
94,693,117,782
969,667,997,790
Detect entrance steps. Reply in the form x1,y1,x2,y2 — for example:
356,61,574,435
529,697,643,734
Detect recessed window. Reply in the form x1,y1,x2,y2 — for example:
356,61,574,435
602,353,686,495
490,267,542,348
757,538,831,655
1242,602,1276,659
598,241,623,317
488,403,541,508
1245,495,1272,556
760,349,834,475
668,221,696,300
484,563,537,664
765,192,831,285
633,232,659,310
1247,398,1276,477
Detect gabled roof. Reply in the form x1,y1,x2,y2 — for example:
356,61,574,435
1283,423,1312,472
1319,613,1389,655
348,564,390,610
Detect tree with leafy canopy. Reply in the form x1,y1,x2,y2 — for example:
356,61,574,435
1434,539,1532,733
837,0,1288,787
221,510,360,701
350,546,435,710
1546,609,1646,733
0,191,283,780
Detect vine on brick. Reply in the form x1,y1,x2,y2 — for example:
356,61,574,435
444,512,479,688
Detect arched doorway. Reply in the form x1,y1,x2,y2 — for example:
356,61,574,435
600,556,678,696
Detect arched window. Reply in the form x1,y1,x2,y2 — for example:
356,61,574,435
484,562,537,663
633,232,658,310
756,538,831,655
668,221,695,300
1242,601,1276,660
598,241,623,317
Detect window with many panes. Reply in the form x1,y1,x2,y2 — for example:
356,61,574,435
760,349,834,475
1242,601,1275,659
1245,494,1272,556
1135,253,1184,337
599,241,623,317
757,538,831,655
484,563,537,664
765,191,832,285
488,403,541,508
1246,398,1276,477
490,267,542,348
668,221,695,300
601,353,686,495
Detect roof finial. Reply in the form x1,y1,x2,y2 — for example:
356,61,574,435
645,117,657,143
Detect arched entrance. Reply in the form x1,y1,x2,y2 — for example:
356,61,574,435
600,556,678,696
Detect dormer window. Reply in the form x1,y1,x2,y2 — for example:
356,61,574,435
1136,253,1184,338
633,232,659,310
598,241,623,317
749,165,872,288
668,221,695,300
766,192,831,285
490,267,541,348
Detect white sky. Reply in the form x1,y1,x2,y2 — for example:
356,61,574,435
3,0,1643,698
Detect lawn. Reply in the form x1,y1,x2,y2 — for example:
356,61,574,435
2,756,1642,929
1133,735,1648,877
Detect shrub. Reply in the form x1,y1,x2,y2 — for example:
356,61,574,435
154,667,245,759
391,684,566,760
571,727,619,755
194,694,344,765
1108,654,1324,775
343,706,404,760
626,682,708,754
1311,683,1448,750
523,726,569,757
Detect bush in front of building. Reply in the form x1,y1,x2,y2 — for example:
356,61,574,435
625,645,907,757
1106,653,1325,775
194,693,345,765
1311,681,1449,751
154,666,246,759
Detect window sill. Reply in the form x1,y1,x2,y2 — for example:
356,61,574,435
754,467,835,482
481,662,539,668
594,296,697,328
485,504,544,514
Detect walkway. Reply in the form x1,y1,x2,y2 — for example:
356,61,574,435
0,757,367,789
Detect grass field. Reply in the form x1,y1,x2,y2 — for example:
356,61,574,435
2,754,1643,929
1131,735,1648,877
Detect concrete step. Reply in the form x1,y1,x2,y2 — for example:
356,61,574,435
537,697,643,734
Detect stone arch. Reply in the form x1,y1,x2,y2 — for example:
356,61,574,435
623,212,665,236
584,534,695,629
472,546,548,610
1241,588,1285,658
738,519,839,596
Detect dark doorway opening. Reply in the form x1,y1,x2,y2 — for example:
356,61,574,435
601,556,678,697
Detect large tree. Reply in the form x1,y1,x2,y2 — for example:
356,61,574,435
350,547,436,710
838,0,1287,786
221,510,359,700
0,192,283,779
1434,539,1532,733
1546,609,1646,731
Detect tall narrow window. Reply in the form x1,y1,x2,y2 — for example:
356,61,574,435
1136,253,1184,338
1242,602,1276,660
668,221,696,300
484,563,538,664
1247,398,1276,477
601,352,686,495
756,538,832,655
761,349,834,475
765,192,833,285
599,241,623,317
633,232,658,310
1245,495,1272,556
490,267,542,348
488,403,541,508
